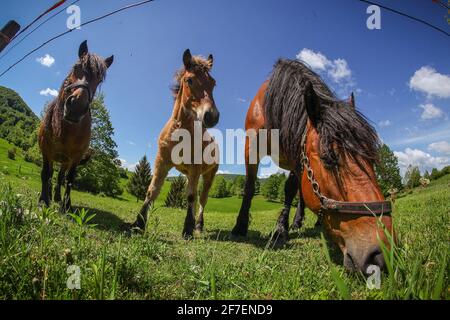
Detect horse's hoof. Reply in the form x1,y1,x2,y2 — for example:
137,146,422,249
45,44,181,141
38,199,49,208
271,229,289,249
195,224,203,233
182,231,194,240
314,218,322,228
231,224,248,237
291,221,303,231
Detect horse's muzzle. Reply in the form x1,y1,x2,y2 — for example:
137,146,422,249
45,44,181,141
64,95,89,124
203,110,220,128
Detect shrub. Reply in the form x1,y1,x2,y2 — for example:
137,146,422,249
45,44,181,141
7,148,16,160
164,175,187,209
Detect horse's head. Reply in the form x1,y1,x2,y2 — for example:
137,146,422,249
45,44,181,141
62,40,114,124
301,82,394,275
174,49,219,128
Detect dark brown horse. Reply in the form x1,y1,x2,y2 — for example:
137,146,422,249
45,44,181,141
38,41,113,211
129,49,220,239
232,59,393,274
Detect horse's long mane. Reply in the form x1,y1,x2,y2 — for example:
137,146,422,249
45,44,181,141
171,55,213,97
265,59,380,173
42,53,108,136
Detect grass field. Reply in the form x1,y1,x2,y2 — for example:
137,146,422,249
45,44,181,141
0,138,448,300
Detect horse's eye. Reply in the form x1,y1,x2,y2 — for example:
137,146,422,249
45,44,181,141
74,64,83,77
185,78,193,85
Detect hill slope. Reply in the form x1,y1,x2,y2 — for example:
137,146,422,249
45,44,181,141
0,135,448,299
0,86,39,150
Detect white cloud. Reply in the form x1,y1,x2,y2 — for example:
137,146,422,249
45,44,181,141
36,54,55,67
394,148,450,175
419,103,446,120
296,48,352,83
409,66,450,99
126,140,136,146
296,48,330,71
39,88,58,97
118,158,138,171
217,170,231,175
328,58,352,82
428,141,450,155
378,120,392,127
258,157,289,178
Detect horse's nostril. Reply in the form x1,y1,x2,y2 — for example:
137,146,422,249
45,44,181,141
204,111,214,126
363,247,385,274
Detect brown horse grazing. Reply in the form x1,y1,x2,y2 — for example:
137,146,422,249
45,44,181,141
130,49,220,239
232,59,393,274
38,41,113,211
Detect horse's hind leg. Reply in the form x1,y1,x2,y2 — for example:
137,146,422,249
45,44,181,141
196,165,218,232
131,158,171,231
54,166,66,203
272,171,299,247
39,157,53,207
62,166,76,213
183,173,200,239
291,195,305,230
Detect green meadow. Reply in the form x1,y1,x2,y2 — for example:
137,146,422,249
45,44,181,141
0,138,448,299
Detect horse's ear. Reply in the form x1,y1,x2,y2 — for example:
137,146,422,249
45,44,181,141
349,92,355,109
207,54,214,69
79,40,88,59
183,49,192,70
304,81,322,125
105,55,114,68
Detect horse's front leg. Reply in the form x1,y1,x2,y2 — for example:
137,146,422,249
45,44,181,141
61,166,77,213
183,172,200,239
272,171,299,247
131,156,171,231
231,162,258,237
196,165,218,232
54,166,66,203
39,157,53,207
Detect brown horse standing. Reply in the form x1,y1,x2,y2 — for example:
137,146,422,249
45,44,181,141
38,41,113,211
130,49,220,239
232,59,393,274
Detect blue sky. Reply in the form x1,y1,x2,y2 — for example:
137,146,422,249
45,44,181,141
1,0,449,176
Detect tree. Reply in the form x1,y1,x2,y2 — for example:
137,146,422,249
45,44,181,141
261,173,284,201
278,174,287,203
430,168,443,180
254,178,261,195
127,155,152,202
374,144,403,196
405,165,421,189
233,176,246,198
74,94,123,197
164,175,187,209
210,176,229,198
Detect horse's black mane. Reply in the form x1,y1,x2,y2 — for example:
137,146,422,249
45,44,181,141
265,59,380,172
42,53,107,136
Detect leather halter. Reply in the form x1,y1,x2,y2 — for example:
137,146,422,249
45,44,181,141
63,79,93,120
64,79,93,102
299,124,392,217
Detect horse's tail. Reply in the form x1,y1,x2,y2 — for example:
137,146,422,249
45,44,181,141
264,59,311,163
79,148,94,166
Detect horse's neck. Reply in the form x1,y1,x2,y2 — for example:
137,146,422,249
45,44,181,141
171,90,192,127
